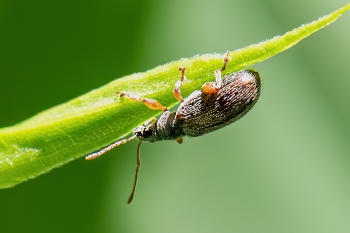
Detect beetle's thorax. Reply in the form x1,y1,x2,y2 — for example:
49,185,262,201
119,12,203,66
133,111,185,142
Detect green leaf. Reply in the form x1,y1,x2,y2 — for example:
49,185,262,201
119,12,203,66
0,4,349,189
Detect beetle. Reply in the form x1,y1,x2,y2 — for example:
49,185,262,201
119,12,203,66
85,53,261,203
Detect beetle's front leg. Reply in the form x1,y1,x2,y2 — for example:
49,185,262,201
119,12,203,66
117,92,168,112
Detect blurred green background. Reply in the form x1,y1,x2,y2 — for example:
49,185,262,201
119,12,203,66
1,0,350,232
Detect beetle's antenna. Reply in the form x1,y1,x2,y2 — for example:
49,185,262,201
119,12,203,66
85,135,137,160
127,139,142,204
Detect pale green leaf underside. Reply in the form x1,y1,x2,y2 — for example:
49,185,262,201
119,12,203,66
0,4,349,188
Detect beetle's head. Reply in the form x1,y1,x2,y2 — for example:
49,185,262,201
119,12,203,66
133,118,157,142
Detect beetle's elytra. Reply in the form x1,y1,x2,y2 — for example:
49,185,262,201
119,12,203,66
86,53,261,203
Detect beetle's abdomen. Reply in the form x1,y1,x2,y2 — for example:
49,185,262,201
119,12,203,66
176,70,261,137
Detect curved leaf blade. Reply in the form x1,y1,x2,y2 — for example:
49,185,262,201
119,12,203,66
0,4,349,188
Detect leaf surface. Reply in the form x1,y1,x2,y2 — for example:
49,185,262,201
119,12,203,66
0,4,349,188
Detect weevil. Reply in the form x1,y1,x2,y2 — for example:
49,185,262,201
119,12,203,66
86,53,261,203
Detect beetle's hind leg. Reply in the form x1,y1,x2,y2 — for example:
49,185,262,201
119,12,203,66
201,52,231,94
117,92,168,112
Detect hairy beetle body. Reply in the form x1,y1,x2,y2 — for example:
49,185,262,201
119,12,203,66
135,70,261,142
85,53,262,204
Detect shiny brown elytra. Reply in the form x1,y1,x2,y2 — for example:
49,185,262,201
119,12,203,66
85,53,261,204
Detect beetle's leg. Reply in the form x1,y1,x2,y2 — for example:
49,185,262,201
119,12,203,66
201,70,222,94
117,92,168,112
201,52,231,94
173,67,186,102
220,51,231,72
175,137,183,144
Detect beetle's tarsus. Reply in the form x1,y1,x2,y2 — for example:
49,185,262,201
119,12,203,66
173,67,187,102
221,51,231,72
117,91,167,112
